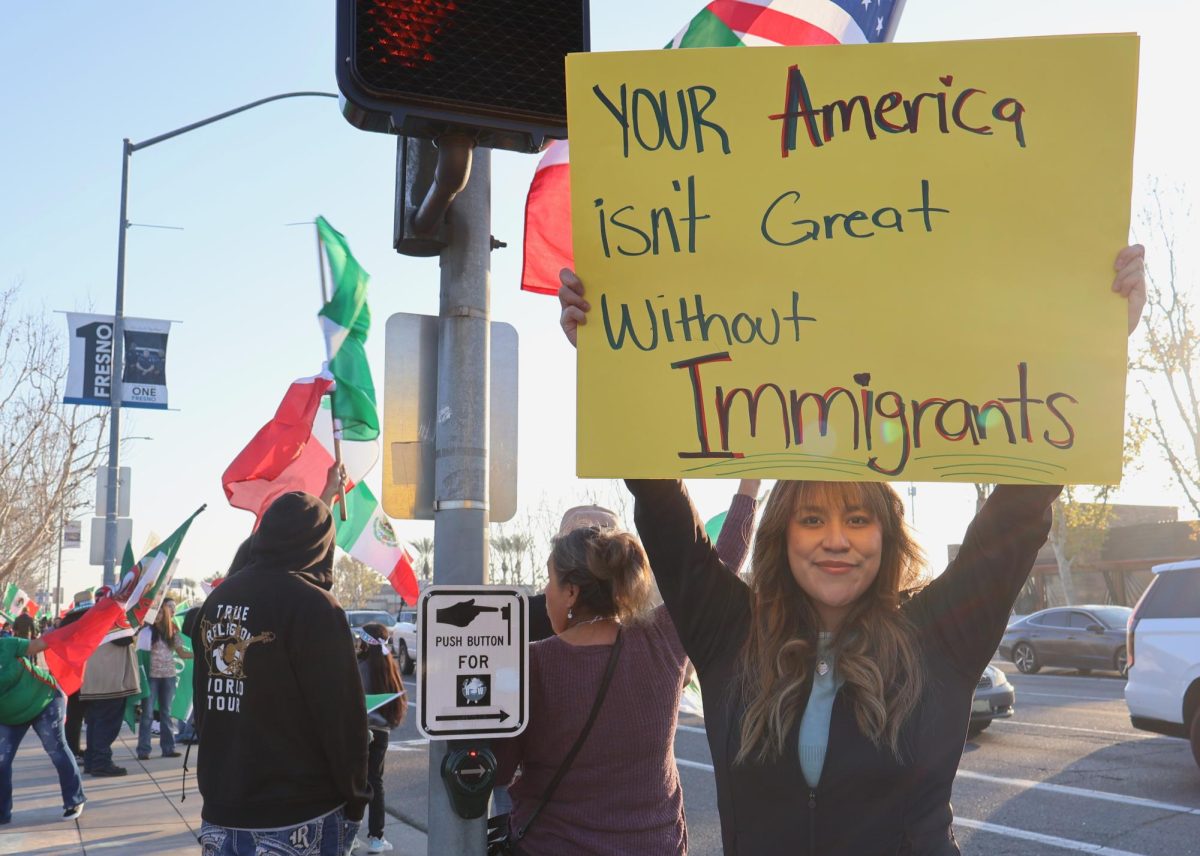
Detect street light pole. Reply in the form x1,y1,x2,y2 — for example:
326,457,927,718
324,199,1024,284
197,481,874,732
102,140,132,586
54,515,65,618
100,92,338,585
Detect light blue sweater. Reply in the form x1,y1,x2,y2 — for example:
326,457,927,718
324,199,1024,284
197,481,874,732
798,633,842,788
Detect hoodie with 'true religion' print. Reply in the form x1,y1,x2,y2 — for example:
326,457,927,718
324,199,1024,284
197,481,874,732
189,492,371,827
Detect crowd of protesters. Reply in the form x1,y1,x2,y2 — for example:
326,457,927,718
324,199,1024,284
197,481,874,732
0,243,1148,855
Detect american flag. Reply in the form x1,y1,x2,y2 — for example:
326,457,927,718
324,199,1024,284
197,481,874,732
669,0,903,49
520,0,905,295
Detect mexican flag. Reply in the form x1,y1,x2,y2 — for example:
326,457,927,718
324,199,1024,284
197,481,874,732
335,482,419,603
103,507,204,642
40,598,127,696
0,583,32,622
316,216,379,447
519,0,904,295
312,397,378,488
366,691,402,714
41,543,134,695
223,375,380,522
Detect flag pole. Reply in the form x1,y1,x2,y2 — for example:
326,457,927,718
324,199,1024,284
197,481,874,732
315,223,348,521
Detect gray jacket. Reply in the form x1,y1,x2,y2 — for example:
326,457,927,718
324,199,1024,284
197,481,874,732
80,639,140,701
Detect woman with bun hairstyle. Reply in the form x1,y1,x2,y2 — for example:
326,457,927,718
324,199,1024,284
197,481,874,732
492,515,752,856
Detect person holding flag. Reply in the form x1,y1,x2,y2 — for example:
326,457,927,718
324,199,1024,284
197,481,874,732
191,485,369,856
0,631,86,824
0,580,133,809
0,588,130,823
79,508,203,777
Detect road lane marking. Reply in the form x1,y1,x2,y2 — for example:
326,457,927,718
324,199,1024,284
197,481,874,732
1019,691,1122,702
672,759,1162,854
954,818,1147,855
389,739,429,752
956,770,1200,815
677,711,1149,743
675,758,1200,817
990,719,1155,740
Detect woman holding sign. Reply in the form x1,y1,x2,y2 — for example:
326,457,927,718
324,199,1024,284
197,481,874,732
557,244,1146,855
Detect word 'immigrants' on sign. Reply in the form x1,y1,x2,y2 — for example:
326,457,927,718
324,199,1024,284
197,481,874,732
567,35,1139,484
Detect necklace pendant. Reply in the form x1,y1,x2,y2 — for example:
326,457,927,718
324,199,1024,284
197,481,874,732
816,660,830,677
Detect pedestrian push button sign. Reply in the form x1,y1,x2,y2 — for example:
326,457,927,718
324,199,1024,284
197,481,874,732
417,586,528,739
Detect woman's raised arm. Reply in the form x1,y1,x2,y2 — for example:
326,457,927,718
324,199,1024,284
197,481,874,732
910,243,1148,677
627,479,751,675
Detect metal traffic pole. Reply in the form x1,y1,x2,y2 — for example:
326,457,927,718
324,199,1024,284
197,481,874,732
102,139,132,587
426,142,492,854
98,92,339,585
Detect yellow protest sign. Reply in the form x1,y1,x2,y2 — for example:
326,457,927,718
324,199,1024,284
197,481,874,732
568,35,1139,484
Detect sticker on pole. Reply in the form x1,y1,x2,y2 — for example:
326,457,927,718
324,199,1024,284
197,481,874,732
417,586,528,739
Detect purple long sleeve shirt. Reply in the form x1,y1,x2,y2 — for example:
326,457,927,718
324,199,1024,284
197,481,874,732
491,490,757,855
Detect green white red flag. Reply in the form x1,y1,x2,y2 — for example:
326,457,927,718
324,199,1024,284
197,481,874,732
40,598,127,695
102,506,204,642
0,583,33,622
334,482,419,603
316,216,379,447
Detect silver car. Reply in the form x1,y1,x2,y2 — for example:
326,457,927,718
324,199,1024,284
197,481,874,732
969,664,1015,739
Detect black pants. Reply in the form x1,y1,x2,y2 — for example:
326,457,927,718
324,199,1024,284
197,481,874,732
83,697,126,771
65,692,84,757
367,728,389,838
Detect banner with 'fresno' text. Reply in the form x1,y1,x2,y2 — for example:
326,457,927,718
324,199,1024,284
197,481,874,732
568,34,1139,484
64,313,172,410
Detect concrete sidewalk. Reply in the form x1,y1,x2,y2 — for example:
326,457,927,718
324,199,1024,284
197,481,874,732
1,729,428,855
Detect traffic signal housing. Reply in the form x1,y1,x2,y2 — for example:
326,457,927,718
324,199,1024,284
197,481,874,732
336,0,590,153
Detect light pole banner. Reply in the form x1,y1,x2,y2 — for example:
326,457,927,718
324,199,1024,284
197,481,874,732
567,35,1139,484
64,313,172,410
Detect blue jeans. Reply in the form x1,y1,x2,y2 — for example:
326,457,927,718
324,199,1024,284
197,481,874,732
199,805,359,856
0,695,86,822
136,676,177,756
83,696,126,771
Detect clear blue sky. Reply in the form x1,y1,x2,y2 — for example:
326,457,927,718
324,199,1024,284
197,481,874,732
2,1,1194,599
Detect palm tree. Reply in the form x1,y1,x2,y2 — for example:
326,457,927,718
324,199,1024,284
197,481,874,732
412,537,434,583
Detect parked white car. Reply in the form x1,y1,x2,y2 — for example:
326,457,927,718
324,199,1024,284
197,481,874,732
1124,557,1200,770
392,609,417,676
345,609,414,675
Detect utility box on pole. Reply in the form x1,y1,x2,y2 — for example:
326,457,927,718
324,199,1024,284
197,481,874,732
95,466,131,517
382,313,517,523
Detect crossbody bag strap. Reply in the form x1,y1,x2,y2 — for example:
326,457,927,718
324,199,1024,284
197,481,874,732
515,626,624,841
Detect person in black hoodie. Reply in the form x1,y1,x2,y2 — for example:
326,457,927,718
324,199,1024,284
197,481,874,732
191,488,369,856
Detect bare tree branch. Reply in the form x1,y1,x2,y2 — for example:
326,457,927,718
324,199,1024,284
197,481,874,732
1130,183,1200,517
0,285,108,592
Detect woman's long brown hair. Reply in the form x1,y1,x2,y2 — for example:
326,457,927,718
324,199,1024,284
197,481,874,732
363,623,408,728
736,480,926,765
151,602,178,647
